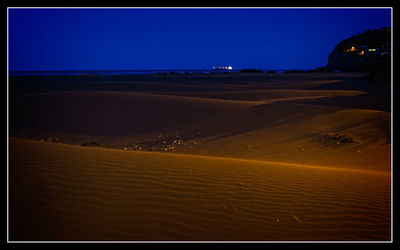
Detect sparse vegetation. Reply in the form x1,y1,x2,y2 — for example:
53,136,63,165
320,133,356,144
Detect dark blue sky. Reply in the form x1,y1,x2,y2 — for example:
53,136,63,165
8,8,391,71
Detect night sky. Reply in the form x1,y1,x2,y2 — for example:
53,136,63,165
8,8,391,71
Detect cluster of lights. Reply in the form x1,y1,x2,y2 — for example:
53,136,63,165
346,46,379,55
212,66,233,70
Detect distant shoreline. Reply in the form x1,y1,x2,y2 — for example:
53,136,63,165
8,69,319,77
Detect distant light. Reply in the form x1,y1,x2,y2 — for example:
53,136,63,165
368,49,376,52
212,66,232,71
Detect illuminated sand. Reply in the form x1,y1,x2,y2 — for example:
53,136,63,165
10,138,390,241
9,72,391,241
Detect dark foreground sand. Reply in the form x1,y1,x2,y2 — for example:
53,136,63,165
8,72,391,241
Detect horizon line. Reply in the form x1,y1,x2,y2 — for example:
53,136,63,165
8,68,319,72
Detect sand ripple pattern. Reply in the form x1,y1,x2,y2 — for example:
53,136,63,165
9,138,391,241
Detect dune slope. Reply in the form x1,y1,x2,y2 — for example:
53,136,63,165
9,138,391,241
9,90,391,171
9,91,261,143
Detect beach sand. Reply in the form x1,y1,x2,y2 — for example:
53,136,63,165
8,72,391,241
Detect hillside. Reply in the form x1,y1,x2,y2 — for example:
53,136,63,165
326,27,391,81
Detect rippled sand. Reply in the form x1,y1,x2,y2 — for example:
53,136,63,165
9,72,391,241
9,138,390,241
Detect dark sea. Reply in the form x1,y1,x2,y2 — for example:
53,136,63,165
9,69,246,77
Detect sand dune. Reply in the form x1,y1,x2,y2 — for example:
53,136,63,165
9,91,262,143
153,89,365,102
180,102,391,172
9,72,391,241
9,138,390,241
10,89,390,171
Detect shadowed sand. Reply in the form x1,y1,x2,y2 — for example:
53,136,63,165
10,89,390,171
9,72,391,241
